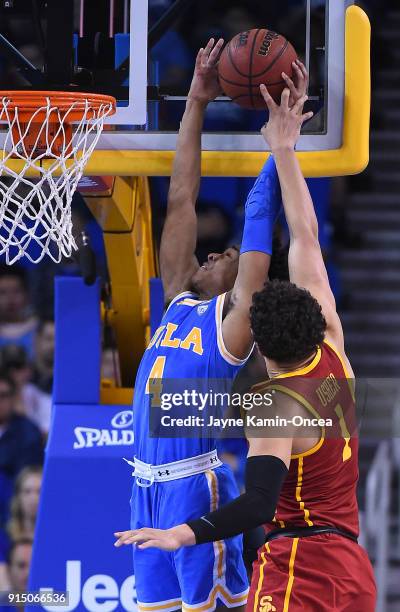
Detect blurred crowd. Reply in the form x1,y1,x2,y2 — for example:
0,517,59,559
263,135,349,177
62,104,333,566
0,262,114,595
0,0,392,598
0,264,50,591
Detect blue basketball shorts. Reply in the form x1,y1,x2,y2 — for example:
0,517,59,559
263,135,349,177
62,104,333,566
130,463,249,612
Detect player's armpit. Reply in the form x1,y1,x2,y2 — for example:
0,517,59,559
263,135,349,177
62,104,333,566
221,251,270,359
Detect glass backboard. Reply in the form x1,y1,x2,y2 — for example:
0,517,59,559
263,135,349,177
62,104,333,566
0,0,370,177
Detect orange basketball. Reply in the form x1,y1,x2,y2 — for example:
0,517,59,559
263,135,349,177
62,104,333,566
218,29,298,109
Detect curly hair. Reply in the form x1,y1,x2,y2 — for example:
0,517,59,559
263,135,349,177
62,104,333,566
250,279,327,363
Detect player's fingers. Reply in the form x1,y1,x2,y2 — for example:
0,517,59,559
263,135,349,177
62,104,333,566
114,530,133,539
282,72,297,96
301,111,314,124
208,38,224,65
114,532,135,546
125,534,146,544
296,59,309,84
115,529,148,546
132,528,159,541
195,48,203,68
281,87,290,110
291,61,304,85
292,94,308,114
115,537,134,546
203,38,215,62
259,84,277,112
114,537,129,546
138,540,161,550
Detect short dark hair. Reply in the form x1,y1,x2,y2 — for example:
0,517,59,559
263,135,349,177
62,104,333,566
250,279,327,363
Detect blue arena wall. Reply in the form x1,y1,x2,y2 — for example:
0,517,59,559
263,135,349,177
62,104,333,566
27,277,137,611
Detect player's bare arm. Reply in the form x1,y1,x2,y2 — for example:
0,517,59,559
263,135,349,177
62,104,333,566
113,392,314,552
160,38,224,304
259,81,347,357
221,62,310,360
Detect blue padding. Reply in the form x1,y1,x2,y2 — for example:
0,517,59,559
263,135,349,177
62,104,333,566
150,277,164,336
28,403,135,610
53,277,101,405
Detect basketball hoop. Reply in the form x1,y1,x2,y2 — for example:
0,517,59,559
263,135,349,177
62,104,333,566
0,91,116,264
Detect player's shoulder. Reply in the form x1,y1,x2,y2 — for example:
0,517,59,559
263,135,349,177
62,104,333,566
322,338,354,379
165,291,199,310
163,291,220,327
250,378,271,394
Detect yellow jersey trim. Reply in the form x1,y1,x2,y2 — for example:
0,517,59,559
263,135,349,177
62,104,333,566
295,457,313,526
176,298,203,306
165,291,197,313
251,379,270,393
253,548,268,612
324,339,356,402
283,538,299,612
215,293,253,366
182,585,249,612
272,515,286,529
205,470,225,581
138,599,182,612
271,346,322,379
268,384,325,459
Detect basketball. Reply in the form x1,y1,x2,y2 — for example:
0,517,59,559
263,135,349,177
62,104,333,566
218,29,298,109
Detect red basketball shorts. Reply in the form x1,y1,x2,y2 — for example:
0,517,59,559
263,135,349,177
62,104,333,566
247,533,376,612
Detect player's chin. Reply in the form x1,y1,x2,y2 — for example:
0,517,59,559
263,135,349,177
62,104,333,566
191,267,208,287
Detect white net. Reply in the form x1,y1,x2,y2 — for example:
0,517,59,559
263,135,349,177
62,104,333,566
0,95,115,264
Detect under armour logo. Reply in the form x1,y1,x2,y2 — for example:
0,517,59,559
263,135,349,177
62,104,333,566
210,457,218,464
158,470,170,477
259,596,276,612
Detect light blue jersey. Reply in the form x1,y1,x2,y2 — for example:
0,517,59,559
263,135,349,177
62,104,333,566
131,291,251,610
133,291,250,464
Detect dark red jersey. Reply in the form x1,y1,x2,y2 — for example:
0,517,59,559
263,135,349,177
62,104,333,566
248,341,376,612
254,340,359,537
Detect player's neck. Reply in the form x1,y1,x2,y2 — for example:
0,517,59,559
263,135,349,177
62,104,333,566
265,350,318,378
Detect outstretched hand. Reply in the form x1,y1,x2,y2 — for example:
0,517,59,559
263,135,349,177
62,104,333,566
260,85,313,152
188,38,224,105
114,524,195,551
282,59,309,108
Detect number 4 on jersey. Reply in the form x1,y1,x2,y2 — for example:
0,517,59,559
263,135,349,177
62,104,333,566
145,356,166,407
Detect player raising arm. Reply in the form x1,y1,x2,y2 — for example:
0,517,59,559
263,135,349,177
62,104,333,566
159,39,224,306
114,44,309,612
116,84,376,612
160,44,309,360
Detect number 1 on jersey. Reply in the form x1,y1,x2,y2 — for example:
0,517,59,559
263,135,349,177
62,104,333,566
335,403,352,462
